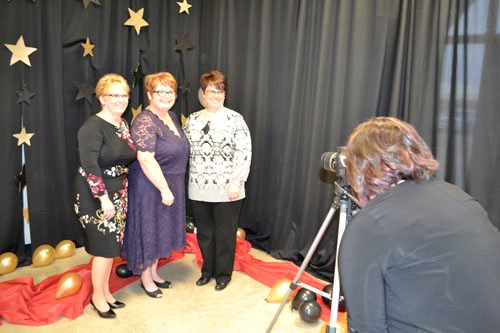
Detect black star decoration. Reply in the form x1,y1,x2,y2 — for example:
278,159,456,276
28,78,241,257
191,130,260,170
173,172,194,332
16,84,36,105
74,80,95,104
174,33,194,57
16,164,26,192
179,82,192,95
132,62,145,89
82,0,101,9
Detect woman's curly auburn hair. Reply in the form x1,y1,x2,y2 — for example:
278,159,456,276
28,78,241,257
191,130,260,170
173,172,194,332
345,117,439,205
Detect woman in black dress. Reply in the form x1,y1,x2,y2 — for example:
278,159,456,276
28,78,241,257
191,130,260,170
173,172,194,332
74,73,136,318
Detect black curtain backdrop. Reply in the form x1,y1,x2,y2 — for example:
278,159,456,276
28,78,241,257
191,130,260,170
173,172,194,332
0,0,498,279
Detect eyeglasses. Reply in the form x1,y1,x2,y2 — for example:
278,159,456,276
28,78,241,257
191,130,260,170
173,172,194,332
105,94,129,100
205,89,225,97
154,90,176,98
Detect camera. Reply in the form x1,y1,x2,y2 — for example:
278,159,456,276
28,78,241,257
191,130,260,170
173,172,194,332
321,146,346,180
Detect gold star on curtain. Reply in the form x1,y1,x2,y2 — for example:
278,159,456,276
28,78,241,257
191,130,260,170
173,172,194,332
124,8,149,35
177,0,192,14
13,127,35,146
4,35,37,66
81,37,95,57
82,0,101,9
131,104,142,123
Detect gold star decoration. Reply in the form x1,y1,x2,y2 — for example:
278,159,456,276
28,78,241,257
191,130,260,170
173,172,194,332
81,37,95,57
4,35,37,66
131,104,142,123
13,127,35,146
82,0,101,9
177,0,192,14
124,8,149,35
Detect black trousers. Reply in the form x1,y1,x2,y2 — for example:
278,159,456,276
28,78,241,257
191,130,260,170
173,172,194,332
190,199,243,283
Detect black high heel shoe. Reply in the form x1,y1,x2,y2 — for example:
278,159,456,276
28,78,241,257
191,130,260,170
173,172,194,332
90,298,116,318
154,280,172,289
108,300,126,309
139,281,163,298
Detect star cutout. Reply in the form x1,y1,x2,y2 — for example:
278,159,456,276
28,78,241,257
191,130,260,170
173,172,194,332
174,33,194,57
16,85,36,105
74,81,95,104
177,0,192,14
131,104,142,123
81,37,95,57
4,35,37,66
132,62,145,89
16,164,26,192
13,127,35,146
124,8,149,35
82,0,101,9
179,82,192,95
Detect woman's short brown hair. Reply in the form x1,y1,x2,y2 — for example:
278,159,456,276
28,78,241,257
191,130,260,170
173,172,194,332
95,73,130,99
144,72,177,95
345,117,439,204
199,70,227,94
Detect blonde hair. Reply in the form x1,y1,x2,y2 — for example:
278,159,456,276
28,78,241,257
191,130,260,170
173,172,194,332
95,73,130,99
144,72,177,95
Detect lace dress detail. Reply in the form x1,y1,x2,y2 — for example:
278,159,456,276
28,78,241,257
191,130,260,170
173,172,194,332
122,109,190,275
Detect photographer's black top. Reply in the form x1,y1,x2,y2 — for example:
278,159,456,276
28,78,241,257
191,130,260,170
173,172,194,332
339,179,500,333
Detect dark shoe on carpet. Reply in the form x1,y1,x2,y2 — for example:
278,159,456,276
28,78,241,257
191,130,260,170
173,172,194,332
154,280,172,289
108,300,126,309
90,298,116,318
215,281,229,291
139,281,163,298
196,276,212,286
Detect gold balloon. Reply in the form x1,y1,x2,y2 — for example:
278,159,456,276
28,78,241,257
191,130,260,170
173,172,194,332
0,252,18,275
236,227,246,239
55,240,76,259
32,244,56,267
265,279,293,303
55,272,82,299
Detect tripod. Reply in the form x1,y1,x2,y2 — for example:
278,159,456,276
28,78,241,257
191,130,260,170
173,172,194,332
265,183,356,333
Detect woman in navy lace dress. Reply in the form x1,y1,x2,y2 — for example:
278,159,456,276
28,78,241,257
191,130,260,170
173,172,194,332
74,73,136,318
123,72,189,298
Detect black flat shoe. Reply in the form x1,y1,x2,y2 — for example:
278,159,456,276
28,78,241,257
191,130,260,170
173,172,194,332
90,298,116,318
215,281,229,291
108,300,126,309
154,280,172,289
139,281,163,298
196,276,212,286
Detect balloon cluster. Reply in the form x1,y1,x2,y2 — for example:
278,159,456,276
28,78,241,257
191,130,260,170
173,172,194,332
0,239,76,276
291,288,322,324
32,240,76,267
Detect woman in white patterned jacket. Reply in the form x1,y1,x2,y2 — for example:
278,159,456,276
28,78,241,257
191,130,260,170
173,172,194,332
183,70,252,291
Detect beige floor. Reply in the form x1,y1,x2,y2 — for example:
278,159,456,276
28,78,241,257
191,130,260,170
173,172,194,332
0,246,329,333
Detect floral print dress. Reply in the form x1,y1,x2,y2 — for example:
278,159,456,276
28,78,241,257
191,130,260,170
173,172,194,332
74,116,136,258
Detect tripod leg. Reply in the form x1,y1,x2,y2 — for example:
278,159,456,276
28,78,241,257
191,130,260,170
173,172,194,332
265,203,338,333
326,198,349,333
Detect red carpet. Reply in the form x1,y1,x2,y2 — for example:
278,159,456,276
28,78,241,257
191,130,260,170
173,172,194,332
0,233,344,327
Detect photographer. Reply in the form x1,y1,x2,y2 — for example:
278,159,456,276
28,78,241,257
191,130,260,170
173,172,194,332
338,117,500,332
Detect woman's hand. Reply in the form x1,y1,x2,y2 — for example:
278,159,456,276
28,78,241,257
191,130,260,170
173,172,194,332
228,182,242,201
99,195,116,220
161,189,175,206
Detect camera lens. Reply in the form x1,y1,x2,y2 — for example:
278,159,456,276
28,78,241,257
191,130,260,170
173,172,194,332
321,152,337,172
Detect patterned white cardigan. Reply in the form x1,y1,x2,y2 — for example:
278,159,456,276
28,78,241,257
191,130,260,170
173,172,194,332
183,107,252,202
